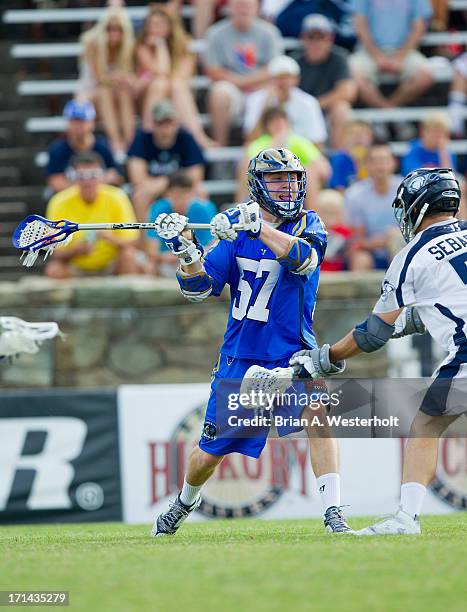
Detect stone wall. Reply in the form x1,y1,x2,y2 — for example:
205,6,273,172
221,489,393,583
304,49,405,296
0,272,387,388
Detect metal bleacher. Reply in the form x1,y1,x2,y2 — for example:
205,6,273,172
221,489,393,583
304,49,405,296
1,1,467,278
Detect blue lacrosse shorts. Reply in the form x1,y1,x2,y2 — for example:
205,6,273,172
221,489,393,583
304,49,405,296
198,353,325,459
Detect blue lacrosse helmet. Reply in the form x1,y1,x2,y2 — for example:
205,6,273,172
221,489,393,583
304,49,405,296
247,148,307,220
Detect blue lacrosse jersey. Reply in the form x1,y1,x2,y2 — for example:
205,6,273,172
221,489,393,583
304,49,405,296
204,211,327,361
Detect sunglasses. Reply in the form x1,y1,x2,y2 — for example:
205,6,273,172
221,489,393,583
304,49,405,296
73,169,104,181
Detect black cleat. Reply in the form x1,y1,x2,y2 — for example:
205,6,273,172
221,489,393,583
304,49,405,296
151,494,201,537
324,506,354,533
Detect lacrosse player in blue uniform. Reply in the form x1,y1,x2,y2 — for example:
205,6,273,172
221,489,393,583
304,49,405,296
152,148,352,536
290,168,466,535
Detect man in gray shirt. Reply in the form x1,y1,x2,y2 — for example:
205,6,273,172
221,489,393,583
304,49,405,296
203,0,282,145
345,143,401,270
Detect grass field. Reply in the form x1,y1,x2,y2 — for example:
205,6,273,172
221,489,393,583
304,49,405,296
0,514,465,612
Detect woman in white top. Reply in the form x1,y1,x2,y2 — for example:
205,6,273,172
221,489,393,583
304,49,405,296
79,8,137,158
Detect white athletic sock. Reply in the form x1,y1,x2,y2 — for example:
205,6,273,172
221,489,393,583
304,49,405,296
179,479,202,507
316,473,341,512
400,482,426,519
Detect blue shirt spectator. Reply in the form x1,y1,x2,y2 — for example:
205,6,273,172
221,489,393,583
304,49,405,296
351,0,432,51
145,172,215,276
128,100,206,222
128,127,205,177
47,99,122,194
269,0,356,50
329,151,357,189
402,140,458,175
401,112,458,176
47,136,119,177
401,140,458,176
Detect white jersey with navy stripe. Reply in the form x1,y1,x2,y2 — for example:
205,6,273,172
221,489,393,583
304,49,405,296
373,218,467,365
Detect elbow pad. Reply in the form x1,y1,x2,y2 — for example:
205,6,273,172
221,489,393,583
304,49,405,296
277,237,319,275
353,314,395,353
176,268,213,302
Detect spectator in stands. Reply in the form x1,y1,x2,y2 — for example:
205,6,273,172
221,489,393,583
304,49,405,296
328,119,373,190
146,172,216,276
46,100,122,195
128,100,206,221
295,14,357,148
237,106,330,207
350,0,434,109
45,152,142,279
243,55,327,146
79,7,137,159
314,189,351,272
401,112,458,175
345,143,401,270
135,7,215,147
448,52,467,137
203,0,282,146
262,0,356,50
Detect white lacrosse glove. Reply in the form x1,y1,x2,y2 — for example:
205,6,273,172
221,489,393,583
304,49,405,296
210,201,262,242
392,307,426,338
240,364,295,409
0,317,61,361
154,212,203,266
289,344,346,379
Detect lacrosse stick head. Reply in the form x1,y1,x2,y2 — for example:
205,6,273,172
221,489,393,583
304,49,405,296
0,316,62,359
240,365,295,409
12,215,77,267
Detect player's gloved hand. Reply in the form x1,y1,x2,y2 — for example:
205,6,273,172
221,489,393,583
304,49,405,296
392,307,426,338
289,344,346,379
210,201,262,242
154,212,203,266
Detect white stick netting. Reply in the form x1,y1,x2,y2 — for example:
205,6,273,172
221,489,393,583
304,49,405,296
0,317,62,359
240,365,295,408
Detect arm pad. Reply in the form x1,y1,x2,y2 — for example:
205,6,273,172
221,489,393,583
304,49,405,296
176,268,213,302
353,313,395,353
277,237,318,275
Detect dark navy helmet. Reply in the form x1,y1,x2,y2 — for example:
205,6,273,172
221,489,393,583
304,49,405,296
393,168,460,242
247,148,307,220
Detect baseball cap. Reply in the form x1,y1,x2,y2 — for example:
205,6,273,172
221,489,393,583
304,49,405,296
302,13,334,34
268,55,300,77
152,100,176,122
63,99,96,121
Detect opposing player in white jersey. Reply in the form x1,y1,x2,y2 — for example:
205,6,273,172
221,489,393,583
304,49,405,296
289,167,465,535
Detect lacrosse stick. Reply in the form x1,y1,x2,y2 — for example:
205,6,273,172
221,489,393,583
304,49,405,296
239,365,296,409
0,316,62,361
12,215,213,267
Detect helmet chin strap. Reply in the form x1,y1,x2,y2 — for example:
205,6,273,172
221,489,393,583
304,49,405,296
411,202,430,237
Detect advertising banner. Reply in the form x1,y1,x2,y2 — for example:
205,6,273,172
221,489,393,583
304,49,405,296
0,389,122,524
118,384,463,524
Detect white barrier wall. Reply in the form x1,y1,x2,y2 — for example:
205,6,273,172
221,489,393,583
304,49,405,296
118,385,464,523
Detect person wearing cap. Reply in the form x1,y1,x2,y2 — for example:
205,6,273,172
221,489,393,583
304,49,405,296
46,99,122,195
263,0,356,50
350,0,433,108
127,100,206,221
295,13,357,149
243,54,327,146
202,0,282,146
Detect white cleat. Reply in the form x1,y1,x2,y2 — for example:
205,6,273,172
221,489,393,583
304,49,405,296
356,507,421,536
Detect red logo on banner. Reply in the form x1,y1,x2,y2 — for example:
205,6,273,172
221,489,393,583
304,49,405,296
148,406,311,517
